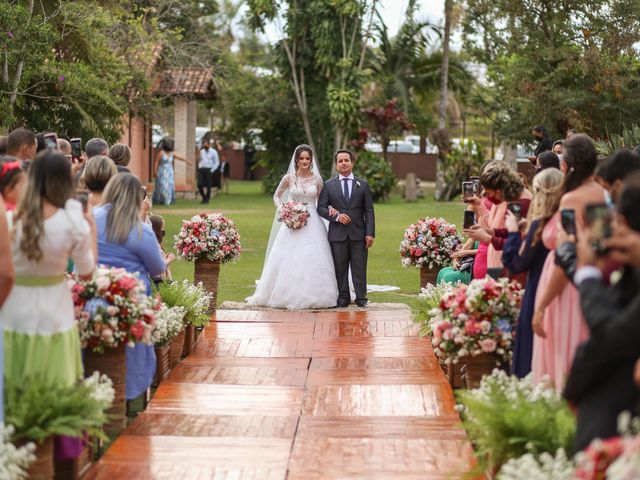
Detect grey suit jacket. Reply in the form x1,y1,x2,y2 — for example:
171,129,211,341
317,176,375,242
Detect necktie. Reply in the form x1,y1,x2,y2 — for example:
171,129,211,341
342,178,350,201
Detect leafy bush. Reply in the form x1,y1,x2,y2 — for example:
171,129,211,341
157,280,212,327
457,370,576,473
5,373,114,443
440,139,485,201
354,150,397,201
596,124,640,155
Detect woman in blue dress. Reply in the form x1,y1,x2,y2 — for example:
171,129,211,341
502,168,563,377
94,173,167,400
153,138,190,206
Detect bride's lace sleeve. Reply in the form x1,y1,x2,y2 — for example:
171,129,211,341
273,174,291,207
315,175,324,198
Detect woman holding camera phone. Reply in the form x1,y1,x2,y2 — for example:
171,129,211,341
531,134,607,391
464,162,532,277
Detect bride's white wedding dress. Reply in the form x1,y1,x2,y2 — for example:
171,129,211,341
246,173,339,309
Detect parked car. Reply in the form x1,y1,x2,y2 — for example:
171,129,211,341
404,135,438,154
364,142,382,153
388,140,415,153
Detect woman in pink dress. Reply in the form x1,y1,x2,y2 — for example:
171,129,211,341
532,134,606,391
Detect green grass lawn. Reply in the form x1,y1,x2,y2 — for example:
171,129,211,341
153,181,464,310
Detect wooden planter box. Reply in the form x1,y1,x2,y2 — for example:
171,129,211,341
182,324,198,358
420,266,438,290
54,441,93,480
169,329,185,369
84,344,127,438
461,353,504,390
22,436,54,480
154,343,171,386
194,258,220,313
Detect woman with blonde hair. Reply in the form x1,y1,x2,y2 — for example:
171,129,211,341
502,168,564,377
79,155,117,208
93,172,166,401
1,149,95,458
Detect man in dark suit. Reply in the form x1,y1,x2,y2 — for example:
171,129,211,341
318,149,375,308
561,172,640,452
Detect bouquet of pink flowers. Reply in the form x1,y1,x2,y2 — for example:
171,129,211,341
174,213,242,263
70,267,161,353
399,217,463,269
277,201,310,230
428,277,523,363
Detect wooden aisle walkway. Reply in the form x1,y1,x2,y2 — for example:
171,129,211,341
86,308,475,479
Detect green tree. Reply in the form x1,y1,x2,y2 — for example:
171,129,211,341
462,0,640,142
246,0,377,156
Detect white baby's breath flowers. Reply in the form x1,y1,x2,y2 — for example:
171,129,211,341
152,305,186,346
83,371,115,407
0,424,36,480
497,448,574,480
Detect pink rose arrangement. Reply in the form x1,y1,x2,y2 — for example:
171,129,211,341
399,217,463,269
428,277,523,363
174,212,241,263
277,201,310,230
69,267,161,353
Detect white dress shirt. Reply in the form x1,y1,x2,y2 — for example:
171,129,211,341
199,147,220,171
339,173,355,199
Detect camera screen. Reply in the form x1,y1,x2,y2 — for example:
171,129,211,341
71,139,82,157
560,209,577,236
44,135,58,149
585,204,612,240
462,182,474,201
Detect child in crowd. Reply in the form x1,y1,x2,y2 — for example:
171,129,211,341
149,214,175,283
0,155,26,211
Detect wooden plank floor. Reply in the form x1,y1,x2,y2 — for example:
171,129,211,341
86,308,475,479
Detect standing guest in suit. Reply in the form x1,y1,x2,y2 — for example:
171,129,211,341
318,149,375,308
562,172,640,451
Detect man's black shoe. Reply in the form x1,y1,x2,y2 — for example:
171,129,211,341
336,301,350,308
355,300,368,308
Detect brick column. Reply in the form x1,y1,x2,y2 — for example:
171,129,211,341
174,97,197,190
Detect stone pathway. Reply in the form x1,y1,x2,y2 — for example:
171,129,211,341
86,308,475,479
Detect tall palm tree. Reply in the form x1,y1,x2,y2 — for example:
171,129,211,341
436,0,454,200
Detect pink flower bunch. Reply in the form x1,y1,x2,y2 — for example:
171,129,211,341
69,266,161,353
174,212,242,263
575,436,626,479
277,201,310,230
399,217,463,269
428,277,523,363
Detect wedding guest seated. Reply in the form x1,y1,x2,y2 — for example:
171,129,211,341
0,155,26,212
562,172,640,452
93,173,166,402
109,143,132,173
437,237,477,285
503,168,563,377
78,155,117,208
149,214,176,284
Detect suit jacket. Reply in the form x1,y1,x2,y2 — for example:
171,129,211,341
563,267,640,451
317,176,375,242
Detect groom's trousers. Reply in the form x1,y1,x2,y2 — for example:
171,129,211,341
330,239,368,304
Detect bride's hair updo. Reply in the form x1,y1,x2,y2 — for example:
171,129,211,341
294,144,313,171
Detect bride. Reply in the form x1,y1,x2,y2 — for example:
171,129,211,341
246,145,338,309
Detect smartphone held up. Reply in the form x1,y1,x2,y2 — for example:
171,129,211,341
462,181,475,202
463,210,475,229
560,208,577,236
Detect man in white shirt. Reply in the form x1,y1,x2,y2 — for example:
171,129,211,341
198,138,219,204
